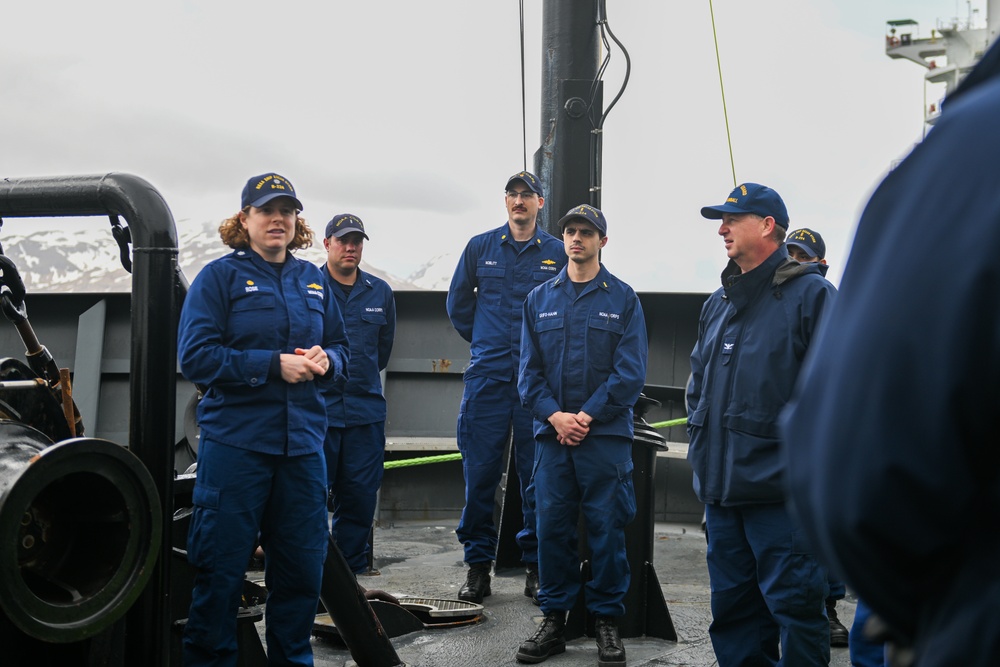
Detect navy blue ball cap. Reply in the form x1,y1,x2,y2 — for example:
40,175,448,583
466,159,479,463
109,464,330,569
700,182,789,229
504,170,544,196
325,213,369,240
786,228,826,259
241,172,304,211
557,204,608,237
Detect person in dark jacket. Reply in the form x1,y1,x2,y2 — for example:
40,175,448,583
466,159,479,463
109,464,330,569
178,173,350,666
785,227,850,649
687,183,836,666
321,213,396,575
516,205,645,667
781,35,1000,667
446,171,566,604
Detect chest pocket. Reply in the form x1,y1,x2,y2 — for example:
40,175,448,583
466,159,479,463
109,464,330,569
532,269,557,284
303,296,325,343
532,316,564,366
360,311,387,355
588,314,625,335
232,291,276,312
476,263,506,306
587,314,624,366
534,316,564,334
228,292,277,344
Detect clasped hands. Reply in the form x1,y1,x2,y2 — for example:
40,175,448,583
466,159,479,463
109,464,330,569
279,345,330,383
547,411,593,446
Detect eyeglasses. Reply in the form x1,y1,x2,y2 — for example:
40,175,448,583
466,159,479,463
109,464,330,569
505,190,538,201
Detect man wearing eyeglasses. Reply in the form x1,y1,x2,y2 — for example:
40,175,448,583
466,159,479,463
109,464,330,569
446,171,567,605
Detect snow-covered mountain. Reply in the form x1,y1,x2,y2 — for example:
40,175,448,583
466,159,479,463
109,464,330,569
0,221,455,293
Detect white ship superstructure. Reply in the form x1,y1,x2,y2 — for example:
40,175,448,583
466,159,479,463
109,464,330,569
886,0,1000,124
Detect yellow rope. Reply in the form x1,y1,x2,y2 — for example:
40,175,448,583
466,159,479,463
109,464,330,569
708,0,737,187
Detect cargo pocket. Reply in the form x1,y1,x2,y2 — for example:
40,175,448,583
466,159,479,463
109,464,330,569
185,483,221,570
614,458,637,528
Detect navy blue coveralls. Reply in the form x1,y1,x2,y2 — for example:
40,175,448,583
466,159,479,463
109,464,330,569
782,36,1000,667
322,267,396,574
519,264,646,617
446,222,565,565
178,249,349,666
687,249,835,667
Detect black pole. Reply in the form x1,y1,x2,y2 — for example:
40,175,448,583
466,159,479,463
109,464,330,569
0,173,181,666
535,0,602,236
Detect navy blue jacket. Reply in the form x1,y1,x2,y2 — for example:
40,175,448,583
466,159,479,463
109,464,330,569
447,223,566,381
781,37,1000,663
519,264,647,440
687,248,835,506
322,267,396,427
178,249,349,455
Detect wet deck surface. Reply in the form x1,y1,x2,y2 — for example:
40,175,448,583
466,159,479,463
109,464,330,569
257,521,858,666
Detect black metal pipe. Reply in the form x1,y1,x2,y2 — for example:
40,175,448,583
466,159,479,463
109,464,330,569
0,172,180,666
536,0,601,236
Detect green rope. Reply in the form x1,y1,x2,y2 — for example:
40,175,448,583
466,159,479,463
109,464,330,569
648,417,688,430
384,452,463,470
384,418,690,469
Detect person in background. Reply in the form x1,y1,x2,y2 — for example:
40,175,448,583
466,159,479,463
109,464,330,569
321,213,396,575
516,205,645,667
446,171,566,604
687,183,836,666
785,227,848,649
786,227,828,266
178,173,349,666
781,33,1000,667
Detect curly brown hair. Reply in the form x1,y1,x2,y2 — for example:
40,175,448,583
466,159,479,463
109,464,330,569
218,208,314,252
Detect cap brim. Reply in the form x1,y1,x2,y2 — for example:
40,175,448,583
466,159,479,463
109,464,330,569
247,192,304,211
331,228,370,240
786,242,817,258
700,204,747,219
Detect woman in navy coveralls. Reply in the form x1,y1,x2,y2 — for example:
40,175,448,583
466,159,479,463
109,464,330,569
178,173,349,666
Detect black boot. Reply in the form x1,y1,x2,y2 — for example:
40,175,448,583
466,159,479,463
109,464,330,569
458,561,492,603
827,599,849,647
516,611,566,663
524,563,540,605
595,616,626,667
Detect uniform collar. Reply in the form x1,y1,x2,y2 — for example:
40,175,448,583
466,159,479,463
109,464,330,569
552,263,612,296
500,222,543,248
721,247,786,310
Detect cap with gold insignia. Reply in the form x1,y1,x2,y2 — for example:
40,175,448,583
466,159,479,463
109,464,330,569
325,214,369,240
556,204,608,237
241,172,303,211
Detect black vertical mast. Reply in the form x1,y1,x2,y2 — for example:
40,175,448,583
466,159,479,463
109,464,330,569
534,0,602,236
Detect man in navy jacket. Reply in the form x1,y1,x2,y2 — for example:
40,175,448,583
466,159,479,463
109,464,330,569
782,36,1000,667
687,183,835,666
517,205,645,667
446,171,566,603
321,213,396,575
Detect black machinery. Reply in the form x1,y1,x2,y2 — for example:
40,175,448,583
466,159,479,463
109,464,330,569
0,244,162,663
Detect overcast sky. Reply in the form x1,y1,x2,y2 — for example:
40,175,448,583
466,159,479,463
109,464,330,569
0,0,987,292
